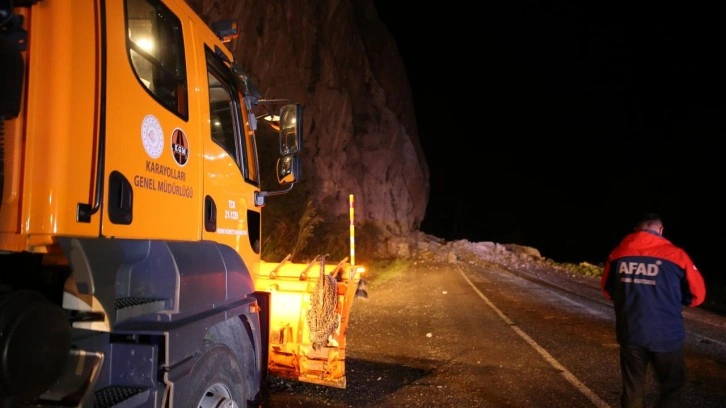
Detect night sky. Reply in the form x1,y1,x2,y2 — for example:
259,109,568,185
374,3,724,291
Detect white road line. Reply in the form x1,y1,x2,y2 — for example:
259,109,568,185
688,331,726,349
551,291,610,319
459,268,611,408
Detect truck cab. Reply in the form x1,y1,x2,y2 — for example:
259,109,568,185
0,0,350,406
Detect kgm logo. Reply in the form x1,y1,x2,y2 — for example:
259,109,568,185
171,128,189,166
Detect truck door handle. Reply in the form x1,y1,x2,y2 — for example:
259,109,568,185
107,171,133,225
204,196,216,232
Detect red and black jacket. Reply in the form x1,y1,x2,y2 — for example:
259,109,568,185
601,229,706,352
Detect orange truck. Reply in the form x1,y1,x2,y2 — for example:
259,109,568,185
0,0,362,406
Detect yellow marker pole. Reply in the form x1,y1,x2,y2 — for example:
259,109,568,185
349,194,367,299
349,194,355,266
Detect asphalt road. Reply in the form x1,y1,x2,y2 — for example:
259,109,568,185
259,256,726,407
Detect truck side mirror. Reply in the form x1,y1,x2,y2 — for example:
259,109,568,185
276,155,301,185
279,104,302,155
254,103,303,205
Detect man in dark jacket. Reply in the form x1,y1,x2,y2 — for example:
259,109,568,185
601,213,706,408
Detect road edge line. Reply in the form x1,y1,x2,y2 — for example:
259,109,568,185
458,267,611,408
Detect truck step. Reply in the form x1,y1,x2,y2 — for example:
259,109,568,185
115,297,166,321
95,386,148,408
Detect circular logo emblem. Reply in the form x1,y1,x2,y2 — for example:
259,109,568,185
141,114,164,159
171,128,189,166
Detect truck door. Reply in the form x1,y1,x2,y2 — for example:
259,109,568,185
199,46,261,260
101,0,201,240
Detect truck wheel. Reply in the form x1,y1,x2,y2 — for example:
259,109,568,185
181,345,246,408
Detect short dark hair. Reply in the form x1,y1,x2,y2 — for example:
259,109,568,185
640,212,661,223
636,212,662,230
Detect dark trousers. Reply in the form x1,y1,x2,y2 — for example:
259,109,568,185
620,344,686,408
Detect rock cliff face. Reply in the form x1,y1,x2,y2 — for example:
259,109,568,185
186,0,429,244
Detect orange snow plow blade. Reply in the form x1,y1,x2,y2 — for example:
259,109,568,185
257,255,364,388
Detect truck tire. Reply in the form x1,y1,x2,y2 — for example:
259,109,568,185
179,345,246,408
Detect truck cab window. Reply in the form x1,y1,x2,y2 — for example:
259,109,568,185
207,49,260,185
207,49,243,168
241,96,260,185
208,70,238,162
125,0,188,118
